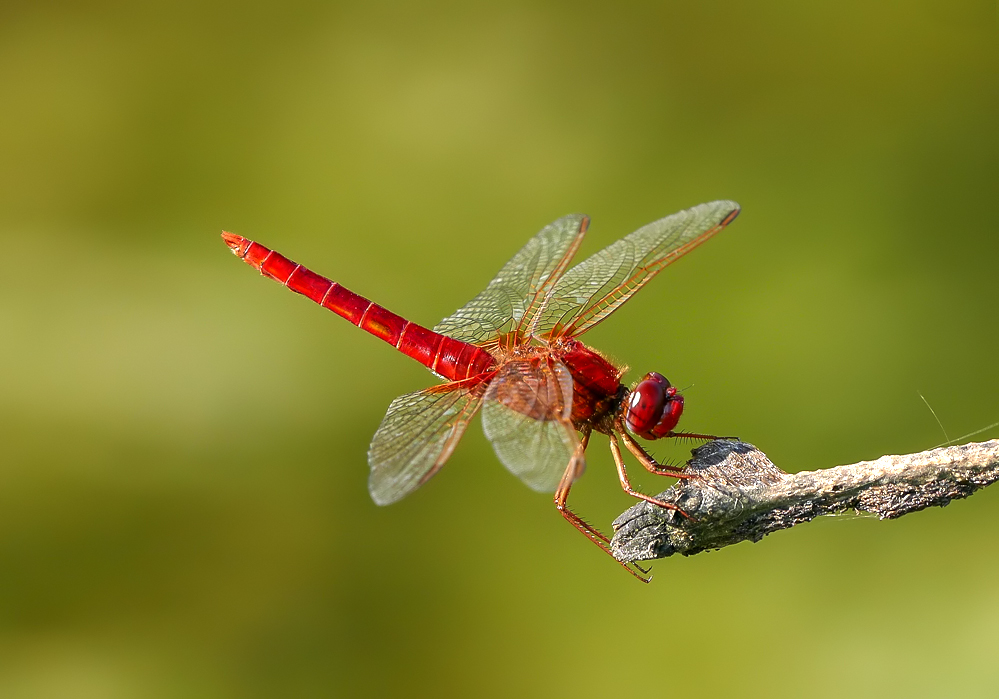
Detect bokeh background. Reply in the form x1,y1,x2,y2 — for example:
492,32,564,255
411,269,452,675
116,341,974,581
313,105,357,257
1,1,997,697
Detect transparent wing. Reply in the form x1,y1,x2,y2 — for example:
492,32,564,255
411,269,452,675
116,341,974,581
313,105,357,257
531,201,740,339
481,358,582,493
368,382,484,505
433,214,589,345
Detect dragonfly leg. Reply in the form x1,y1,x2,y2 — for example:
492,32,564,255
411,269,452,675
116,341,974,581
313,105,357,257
618,426,695,479
668,430,737,442
553,443,651,583
609,435,694,521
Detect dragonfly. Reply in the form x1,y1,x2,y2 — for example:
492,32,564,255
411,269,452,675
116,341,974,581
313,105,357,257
222,200,740,581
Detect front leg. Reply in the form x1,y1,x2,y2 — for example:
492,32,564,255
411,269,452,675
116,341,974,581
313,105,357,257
618,425,695,479
609,435,693,520
668,430,738,442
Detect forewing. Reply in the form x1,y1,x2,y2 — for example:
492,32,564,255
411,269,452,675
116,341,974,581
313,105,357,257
368,383,484,505
433,215,588,344
481,358,582,493
532,201,740,339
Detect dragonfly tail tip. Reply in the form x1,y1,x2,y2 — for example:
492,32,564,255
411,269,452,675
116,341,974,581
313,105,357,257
221,231,248,255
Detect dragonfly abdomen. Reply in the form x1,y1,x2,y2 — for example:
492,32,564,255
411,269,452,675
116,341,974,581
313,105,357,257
222,232,494,381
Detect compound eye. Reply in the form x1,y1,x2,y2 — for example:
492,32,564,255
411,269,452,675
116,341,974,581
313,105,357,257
625,377,667,437
648,392,683,438
644,372,671,390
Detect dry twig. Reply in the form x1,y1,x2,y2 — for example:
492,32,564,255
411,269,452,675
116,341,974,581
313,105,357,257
610,439,999,563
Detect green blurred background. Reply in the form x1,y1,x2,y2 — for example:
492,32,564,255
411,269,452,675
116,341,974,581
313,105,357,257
1,1,997,697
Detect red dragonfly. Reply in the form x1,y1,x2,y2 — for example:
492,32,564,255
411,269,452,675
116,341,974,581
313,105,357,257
222,201,740,581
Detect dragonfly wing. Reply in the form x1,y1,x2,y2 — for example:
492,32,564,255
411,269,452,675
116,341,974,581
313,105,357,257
532,201,740,339
433,215,589,345
481,358,582,492
368,382,484,505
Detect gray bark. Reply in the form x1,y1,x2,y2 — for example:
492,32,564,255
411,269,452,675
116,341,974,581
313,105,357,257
610,438,999,563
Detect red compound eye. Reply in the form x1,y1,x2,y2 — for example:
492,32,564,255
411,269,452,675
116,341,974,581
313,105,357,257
624,372,683,440
625,373,668,436
647,390,683,438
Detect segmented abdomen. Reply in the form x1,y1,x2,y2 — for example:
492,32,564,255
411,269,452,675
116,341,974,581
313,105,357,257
222,232,495,381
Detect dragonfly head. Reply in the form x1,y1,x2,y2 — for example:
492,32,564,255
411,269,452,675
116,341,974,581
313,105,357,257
623,372,684,440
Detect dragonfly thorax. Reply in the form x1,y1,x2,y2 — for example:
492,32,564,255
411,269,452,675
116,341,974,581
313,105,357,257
623,372,684,440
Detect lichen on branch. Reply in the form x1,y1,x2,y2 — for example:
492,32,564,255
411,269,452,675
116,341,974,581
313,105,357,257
610,439,999,563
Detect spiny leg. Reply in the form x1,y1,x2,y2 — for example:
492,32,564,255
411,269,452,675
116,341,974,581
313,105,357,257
669,430,734,441
554,430,605,545
553,442,651,583
554,479,609,547
609,435,694,520
619,427,695,479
